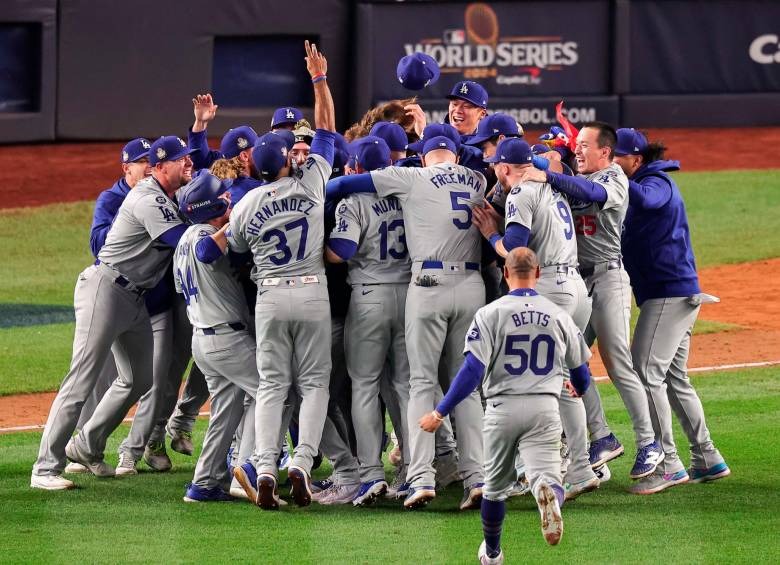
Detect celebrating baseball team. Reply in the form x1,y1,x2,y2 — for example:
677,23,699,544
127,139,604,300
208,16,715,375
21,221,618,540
30,41,730,563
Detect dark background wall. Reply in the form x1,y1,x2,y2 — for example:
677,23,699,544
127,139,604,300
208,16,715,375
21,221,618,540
0,0,779,143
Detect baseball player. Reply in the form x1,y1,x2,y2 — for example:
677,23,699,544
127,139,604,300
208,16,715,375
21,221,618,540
614,128,729,493
326,134,487,510
271,106,304,132
515,122,665,480
31,135,194,490
227,40,336,509
472,138,599,500
419,248,592,558
325,136,412,505
368,121,409,163
172,172,261,502
404,80,489,142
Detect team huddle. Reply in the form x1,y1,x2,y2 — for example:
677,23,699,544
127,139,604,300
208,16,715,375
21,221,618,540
30,42,730,563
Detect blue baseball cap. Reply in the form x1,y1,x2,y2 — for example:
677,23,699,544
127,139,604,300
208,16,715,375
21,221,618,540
353,136,391,172
406,123,461,153
220,126,258,159
149,136,196,166
270,129,295,151
369,121,408,152
178,172,229,224
465,113,522,146
422,135,457,156
332,132,350,175
251,132,289,177
397,52,440,91
271,107,303,129
614,128,648,156
484,138,534,164
530,143,550,155
447,80,488,109
121,138,151,164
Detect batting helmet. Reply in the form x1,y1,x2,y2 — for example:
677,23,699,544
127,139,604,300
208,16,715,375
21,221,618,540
178,172,229,224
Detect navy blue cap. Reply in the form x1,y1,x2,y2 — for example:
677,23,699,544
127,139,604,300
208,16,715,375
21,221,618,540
447,80,488,109
353,136,391,172
270,129,295,151
530,143,550,155
397,52,440,91
220,126,258,159
614,128,648,156
465,113,522,146
121,138,151,164
178,172,229,224
422,135,457,156
149,136,196,166
369,121,408,152
484,138,534,164
332,132,350,174
271,107,304,129
407,123,461,153
251,133,289,177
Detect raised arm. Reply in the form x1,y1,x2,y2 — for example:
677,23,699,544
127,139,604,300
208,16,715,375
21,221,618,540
305,41,335,132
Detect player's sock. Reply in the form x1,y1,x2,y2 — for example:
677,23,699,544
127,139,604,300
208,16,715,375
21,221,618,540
289,424,299,448
551,483,565,508
480,498,505,558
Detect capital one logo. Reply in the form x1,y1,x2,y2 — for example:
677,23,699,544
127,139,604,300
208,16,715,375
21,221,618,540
749,34,780,64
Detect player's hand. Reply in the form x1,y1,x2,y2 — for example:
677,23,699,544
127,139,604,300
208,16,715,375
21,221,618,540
305,40,328,78
404,103,427,137
519,167,548,183
419,411,444,433
564,380,581,398
193,93,218,125
473,203,500,238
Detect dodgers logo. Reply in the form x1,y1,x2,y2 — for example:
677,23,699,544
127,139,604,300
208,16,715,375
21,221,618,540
178,137,186,147
285,108,295,119
141,140,151,149
338,203,347,214
460,83,469,94
467,327,480,341
155,195,167,204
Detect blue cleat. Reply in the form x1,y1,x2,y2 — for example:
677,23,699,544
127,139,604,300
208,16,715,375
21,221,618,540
630,441,665,479
588,433,624,468
233,462,258,504
688,462,731,484
386,479,411,499
352,479,388,506
403,485,436,509
183,483,234,503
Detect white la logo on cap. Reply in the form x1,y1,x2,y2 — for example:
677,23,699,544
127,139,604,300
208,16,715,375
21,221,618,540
141,140,151,149
122,151,129,162
460,83,469,94
281,147,288,156
634,146,639,151
286,109,295,119
178,138,186,147
439,142,447,147
237,137,248,149
156,147,167,160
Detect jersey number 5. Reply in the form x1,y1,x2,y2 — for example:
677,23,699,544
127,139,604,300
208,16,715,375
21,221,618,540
449,191,472,230
263,217,309,266
504,334,555,376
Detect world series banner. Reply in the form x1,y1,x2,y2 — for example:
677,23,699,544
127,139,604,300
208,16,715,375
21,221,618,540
361,1,611,102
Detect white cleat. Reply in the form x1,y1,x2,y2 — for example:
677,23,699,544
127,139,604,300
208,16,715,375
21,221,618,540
64,462,89,474
115,453,138,477
536,483,564,546
31,474,75,491
478,540,505,564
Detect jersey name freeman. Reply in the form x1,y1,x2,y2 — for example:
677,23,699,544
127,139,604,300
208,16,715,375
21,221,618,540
246,197,316,236
429,171,483,192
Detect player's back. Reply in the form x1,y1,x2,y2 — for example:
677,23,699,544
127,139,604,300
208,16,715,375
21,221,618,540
174,224,250,329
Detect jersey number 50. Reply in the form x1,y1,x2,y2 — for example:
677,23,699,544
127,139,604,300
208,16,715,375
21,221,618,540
504,334,555,376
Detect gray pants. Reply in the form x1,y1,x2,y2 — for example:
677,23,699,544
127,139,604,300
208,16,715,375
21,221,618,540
581,267,655,448
254,281,331,477
33,265,153,475
632,297,725,473
346,283,411,483
191,328,259,489
166,362,210,438
76,353,117,430
537,267,595,484
405,269,485,489
483,395,562,502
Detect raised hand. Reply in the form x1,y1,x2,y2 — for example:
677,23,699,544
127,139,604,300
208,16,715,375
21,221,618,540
305,40,328,78
404,103,427,137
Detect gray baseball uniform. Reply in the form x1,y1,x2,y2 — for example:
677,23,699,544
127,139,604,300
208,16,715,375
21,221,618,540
174,223,259,490
330,193,412,483
503,180,594,485
568,163,655,449
464,290,591,502
33,177,182,476
370,162,486,490
229,152,332,478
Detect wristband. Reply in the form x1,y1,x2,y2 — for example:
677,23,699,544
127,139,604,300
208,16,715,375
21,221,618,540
312,74,327,84
488,232,502,250
432,410,444,422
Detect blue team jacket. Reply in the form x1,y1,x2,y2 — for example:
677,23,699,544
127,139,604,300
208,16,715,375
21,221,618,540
90,178,174,316
621,160,701,306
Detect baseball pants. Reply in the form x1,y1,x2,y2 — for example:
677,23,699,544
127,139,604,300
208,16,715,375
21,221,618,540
346,283,411,483
254,281,331,477
190,327,259,489
536,267,595,484
165,362,210,439
632,297,725,473
76,353,116,430
482,395,563,502
33,264,153,476
405,268,485,490
581,267,656,449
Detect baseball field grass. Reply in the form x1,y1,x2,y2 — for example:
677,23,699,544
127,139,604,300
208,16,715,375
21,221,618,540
1,367,778,563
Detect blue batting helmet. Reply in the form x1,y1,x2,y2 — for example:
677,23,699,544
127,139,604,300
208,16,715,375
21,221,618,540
178,172,229,224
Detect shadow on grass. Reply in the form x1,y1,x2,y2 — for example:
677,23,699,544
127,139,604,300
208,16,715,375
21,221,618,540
0,304,74,328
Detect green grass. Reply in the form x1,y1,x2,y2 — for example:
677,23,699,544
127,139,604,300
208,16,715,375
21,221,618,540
1,367,778,563
0,323,76,395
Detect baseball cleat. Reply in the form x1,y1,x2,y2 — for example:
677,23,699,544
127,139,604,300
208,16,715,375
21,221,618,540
564,476,600,501
288,466,312,507
535,482,564,545
63,462,89,475
593,464,611,483
353,480,389,506
65,440,115,478
508,475,530,498
478,540,505,565
143,441,172,472
167,427,194,456
629,470,689,495
233,462,259,504
319,483,360,505
311,477,334,494
434,451,460,490
115,452,138,476
588,433,624,468
688,462,730,484
256,473,282,510
385,479,411,499
230,484,249,500
30,474,75,491
630,441,665,479
183,483,234,503
403,486,436,509
459,482,484,510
